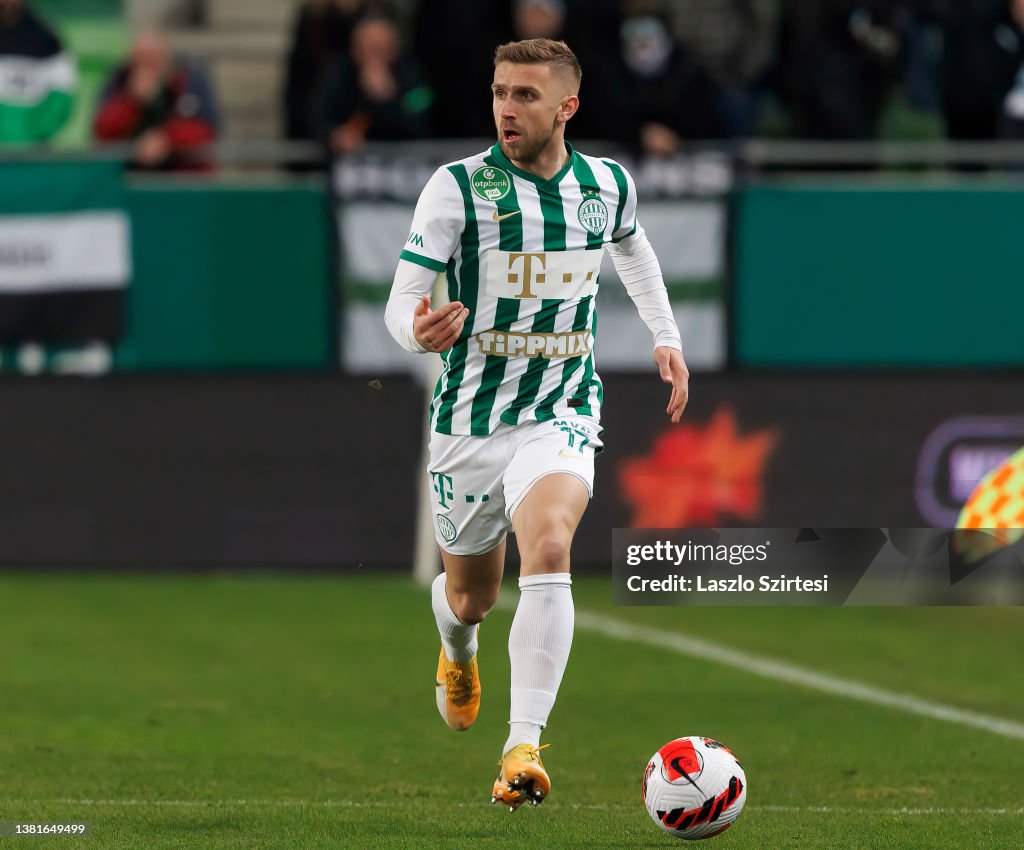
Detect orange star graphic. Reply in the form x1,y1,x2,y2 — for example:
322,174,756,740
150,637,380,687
618,408,779,527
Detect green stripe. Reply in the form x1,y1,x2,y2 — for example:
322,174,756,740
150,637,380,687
574,301,599,417
502,178,567,424
445,257,458,305
399,250,446,272
539,182,566,252
470,165,523,434
501,298,560,425
427,347,448,422
603,160,630,240
484,154,523,250
571,155,606,251
0,90,73,144
534,296,592,420
433,165,478,435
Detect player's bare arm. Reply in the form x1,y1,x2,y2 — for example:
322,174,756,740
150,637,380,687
654,346,690,423
412,295,469,353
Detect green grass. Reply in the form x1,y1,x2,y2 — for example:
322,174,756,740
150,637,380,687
1,575,1022,848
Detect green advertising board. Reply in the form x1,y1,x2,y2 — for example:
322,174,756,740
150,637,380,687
0,162,334,370
121,183,334,369
737,182,1024,367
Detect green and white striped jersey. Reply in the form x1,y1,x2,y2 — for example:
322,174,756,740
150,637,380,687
400,142,639,436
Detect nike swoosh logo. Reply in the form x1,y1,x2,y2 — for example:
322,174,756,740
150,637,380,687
558,450,584,459
492,210,521,222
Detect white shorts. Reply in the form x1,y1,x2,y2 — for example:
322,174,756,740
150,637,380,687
427,416,603,556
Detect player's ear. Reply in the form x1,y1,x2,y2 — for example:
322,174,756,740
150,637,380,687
558,95,579,125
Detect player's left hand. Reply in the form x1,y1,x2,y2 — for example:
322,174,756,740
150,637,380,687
654,346,689,423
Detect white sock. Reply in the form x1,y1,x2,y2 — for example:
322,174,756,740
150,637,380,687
431,572,478,663
503,572,573,755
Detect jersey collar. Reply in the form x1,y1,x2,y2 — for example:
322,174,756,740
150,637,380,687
488,140,576,190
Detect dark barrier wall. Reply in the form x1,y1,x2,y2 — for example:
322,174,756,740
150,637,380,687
736,183,1024,367
570,373,1024,565
0,376,420,567
2,373,1021,569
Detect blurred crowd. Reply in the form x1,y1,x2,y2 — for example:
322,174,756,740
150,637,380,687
284,0,1024,156
2,0,1024,166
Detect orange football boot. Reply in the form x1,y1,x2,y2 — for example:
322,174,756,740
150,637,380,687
435,648,481,731
491,743,551,811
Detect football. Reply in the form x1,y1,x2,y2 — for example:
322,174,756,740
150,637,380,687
642,737,747,840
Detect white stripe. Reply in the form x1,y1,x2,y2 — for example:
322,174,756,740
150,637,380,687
0,53,76,103
5,798,1021,816
494,601,1024,741
525,299,582,414
517,176,546,253
560,170,588,251
564,297,598,412
430,253,464,430
484,177,541,431
448,166,492,435
0,212,131,292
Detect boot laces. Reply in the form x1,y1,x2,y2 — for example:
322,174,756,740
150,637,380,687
445,664,474,704
500,743,550,767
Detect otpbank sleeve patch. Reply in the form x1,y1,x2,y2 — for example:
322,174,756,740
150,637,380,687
399,167,464,272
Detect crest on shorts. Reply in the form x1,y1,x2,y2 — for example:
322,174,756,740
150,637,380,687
435,513,458,544
578,191,608,236
471,166,511,202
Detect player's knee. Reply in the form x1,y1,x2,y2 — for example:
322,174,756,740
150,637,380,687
524,533,572,572
448,590,496,625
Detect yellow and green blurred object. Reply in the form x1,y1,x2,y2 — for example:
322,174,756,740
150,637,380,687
954,445,1024,561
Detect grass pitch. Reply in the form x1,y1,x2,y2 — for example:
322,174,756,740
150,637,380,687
1,574,1022,849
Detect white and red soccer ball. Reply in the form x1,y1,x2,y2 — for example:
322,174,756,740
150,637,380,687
642,736,747,840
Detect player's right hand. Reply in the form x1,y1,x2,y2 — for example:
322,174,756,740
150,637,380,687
413,295,470,353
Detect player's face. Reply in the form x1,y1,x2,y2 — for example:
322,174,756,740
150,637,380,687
492,62,573,164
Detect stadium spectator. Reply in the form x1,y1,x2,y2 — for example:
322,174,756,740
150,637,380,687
1005,0,1024,137
923,0,1024,140
620,12,721,154
776,1,909,139
412,0,514,139
322,15,431,154
93,28,219,171
512,0,634,143
0,0,76,143
655,0,780,138
283,0,367,143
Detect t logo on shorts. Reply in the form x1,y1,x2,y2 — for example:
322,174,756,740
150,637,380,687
431,472,454,509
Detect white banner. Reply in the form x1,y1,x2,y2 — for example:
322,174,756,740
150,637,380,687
340,200,726,372
0,211,132,293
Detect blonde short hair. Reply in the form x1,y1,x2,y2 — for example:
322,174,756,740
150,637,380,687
493,38,582,90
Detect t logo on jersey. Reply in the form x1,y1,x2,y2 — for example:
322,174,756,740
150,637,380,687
486,248,602,300
507,252,546,299
431,472,454,509
407,232,425,248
